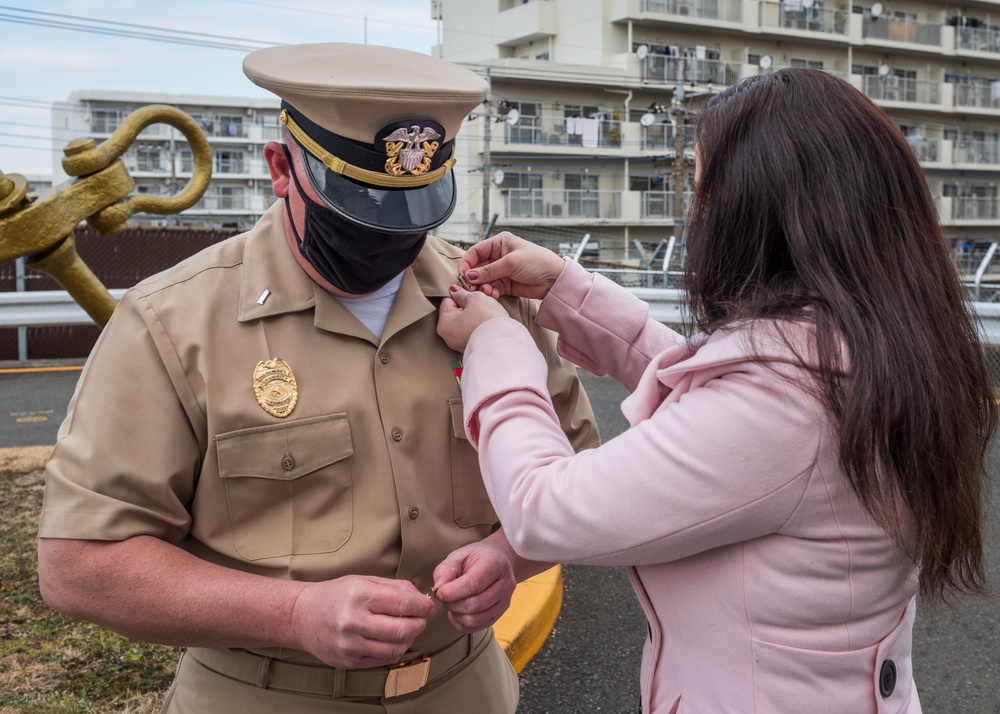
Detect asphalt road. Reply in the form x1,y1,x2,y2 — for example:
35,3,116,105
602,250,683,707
2,366,998,711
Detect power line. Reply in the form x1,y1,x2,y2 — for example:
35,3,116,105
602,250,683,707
0,6,277,52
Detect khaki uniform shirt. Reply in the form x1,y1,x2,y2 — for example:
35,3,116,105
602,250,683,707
39,202,599,663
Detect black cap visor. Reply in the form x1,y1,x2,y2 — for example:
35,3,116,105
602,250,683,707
297,139,457,234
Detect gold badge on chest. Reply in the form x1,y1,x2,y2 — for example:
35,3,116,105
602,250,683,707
253,358,298,418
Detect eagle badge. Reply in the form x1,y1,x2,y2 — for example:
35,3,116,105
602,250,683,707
383,125,442,176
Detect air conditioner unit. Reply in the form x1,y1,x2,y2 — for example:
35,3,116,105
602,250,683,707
549,204,563,216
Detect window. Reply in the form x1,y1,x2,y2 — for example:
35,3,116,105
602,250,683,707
215,150,245,174
790,57,824,70
217,115,244,137
564,174,599,217
506,101,542,144
501,172,543,218
91,108,124,133
217,186,245,210
135,146,162,172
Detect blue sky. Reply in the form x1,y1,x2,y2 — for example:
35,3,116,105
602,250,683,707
0,1,438,175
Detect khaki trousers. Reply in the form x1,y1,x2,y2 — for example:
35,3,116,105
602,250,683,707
159,630,519,714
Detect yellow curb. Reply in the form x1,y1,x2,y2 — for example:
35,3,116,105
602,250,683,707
494,565,562,673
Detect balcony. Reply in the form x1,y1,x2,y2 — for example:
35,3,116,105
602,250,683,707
862,15,941,47
495,0,558,46
640,190,693,218
640,54,742,85
502,188,621,220
956,25,1000,55
639,0,742,23
190,194,271,213
953,140,1000,166
499,114,623,150
947,197,1000,222
759,1,848,37
862,76,940,106
953,82,1000,111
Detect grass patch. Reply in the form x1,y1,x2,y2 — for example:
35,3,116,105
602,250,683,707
0,447,178,714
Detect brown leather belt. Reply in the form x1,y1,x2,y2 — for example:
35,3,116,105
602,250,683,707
186,629,489,699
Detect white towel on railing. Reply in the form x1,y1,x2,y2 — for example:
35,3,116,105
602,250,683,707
579,117,599,148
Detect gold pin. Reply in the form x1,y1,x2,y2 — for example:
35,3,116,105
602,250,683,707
457,272,473,291
252,358,298,418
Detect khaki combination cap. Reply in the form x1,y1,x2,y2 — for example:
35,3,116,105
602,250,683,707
243,43,489,233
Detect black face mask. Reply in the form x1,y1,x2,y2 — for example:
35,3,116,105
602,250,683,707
284,147,427,295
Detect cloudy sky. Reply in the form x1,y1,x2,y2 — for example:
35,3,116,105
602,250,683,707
0,1,439,175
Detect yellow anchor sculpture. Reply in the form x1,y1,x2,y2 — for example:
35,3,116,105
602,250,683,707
0,105,213,327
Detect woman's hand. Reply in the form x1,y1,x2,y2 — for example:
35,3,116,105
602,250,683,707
460,232,566,300
437,285,510,353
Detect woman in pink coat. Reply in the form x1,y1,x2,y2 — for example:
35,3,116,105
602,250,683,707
436,69,995,713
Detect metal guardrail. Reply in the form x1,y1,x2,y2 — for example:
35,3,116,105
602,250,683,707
4,288,1000,347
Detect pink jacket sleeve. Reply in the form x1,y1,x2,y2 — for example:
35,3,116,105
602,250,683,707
535,258,689,391
461,308,822,567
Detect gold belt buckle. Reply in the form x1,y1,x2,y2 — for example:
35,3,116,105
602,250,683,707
384,656,431,698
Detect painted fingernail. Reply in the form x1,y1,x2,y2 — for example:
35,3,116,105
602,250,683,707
467,270,479,281
450,284,460,292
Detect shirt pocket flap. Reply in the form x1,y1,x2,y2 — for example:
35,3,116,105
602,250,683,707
216,413,353,481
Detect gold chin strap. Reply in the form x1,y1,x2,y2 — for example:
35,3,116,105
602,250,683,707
280,110,455,189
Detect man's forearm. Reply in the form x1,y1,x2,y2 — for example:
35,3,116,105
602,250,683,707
38,535,305,650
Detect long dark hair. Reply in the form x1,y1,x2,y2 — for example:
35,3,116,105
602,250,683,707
685,68,996,600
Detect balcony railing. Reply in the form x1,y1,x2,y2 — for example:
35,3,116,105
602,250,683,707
950,197,1000,221
909,138,940,163
956,25,1000,54
862,16,941,46
503,188,621,219
953,82,1000,110
760,1,848,35
862,76,940,105
190,195,271,212
501,114,622,149
640,190,693,218
641,55,741,85
953,140,1000,165
639,0,741,22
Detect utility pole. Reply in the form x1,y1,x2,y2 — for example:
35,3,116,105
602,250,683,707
671,83,687,239
481,96,491,236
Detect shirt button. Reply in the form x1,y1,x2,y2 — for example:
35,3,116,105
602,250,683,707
392,427,403,441
281,455,295,471
379,352,390,365
408,506,419,520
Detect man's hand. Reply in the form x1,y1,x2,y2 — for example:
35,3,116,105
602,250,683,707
290,575,437,669
437,286,510,353
431,537,518,633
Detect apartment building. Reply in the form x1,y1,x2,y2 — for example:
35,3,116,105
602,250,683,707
53,91,282,230
48,2,1000,273
434,0,1000,269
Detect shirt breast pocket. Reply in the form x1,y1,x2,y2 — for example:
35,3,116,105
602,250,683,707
216,413,354,561
449,398,497,528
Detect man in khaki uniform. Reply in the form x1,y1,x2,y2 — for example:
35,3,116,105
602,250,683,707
36,43,598,713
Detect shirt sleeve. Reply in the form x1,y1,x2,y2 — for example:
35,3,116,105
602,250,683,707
39,289,202,544
461,318,822,566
